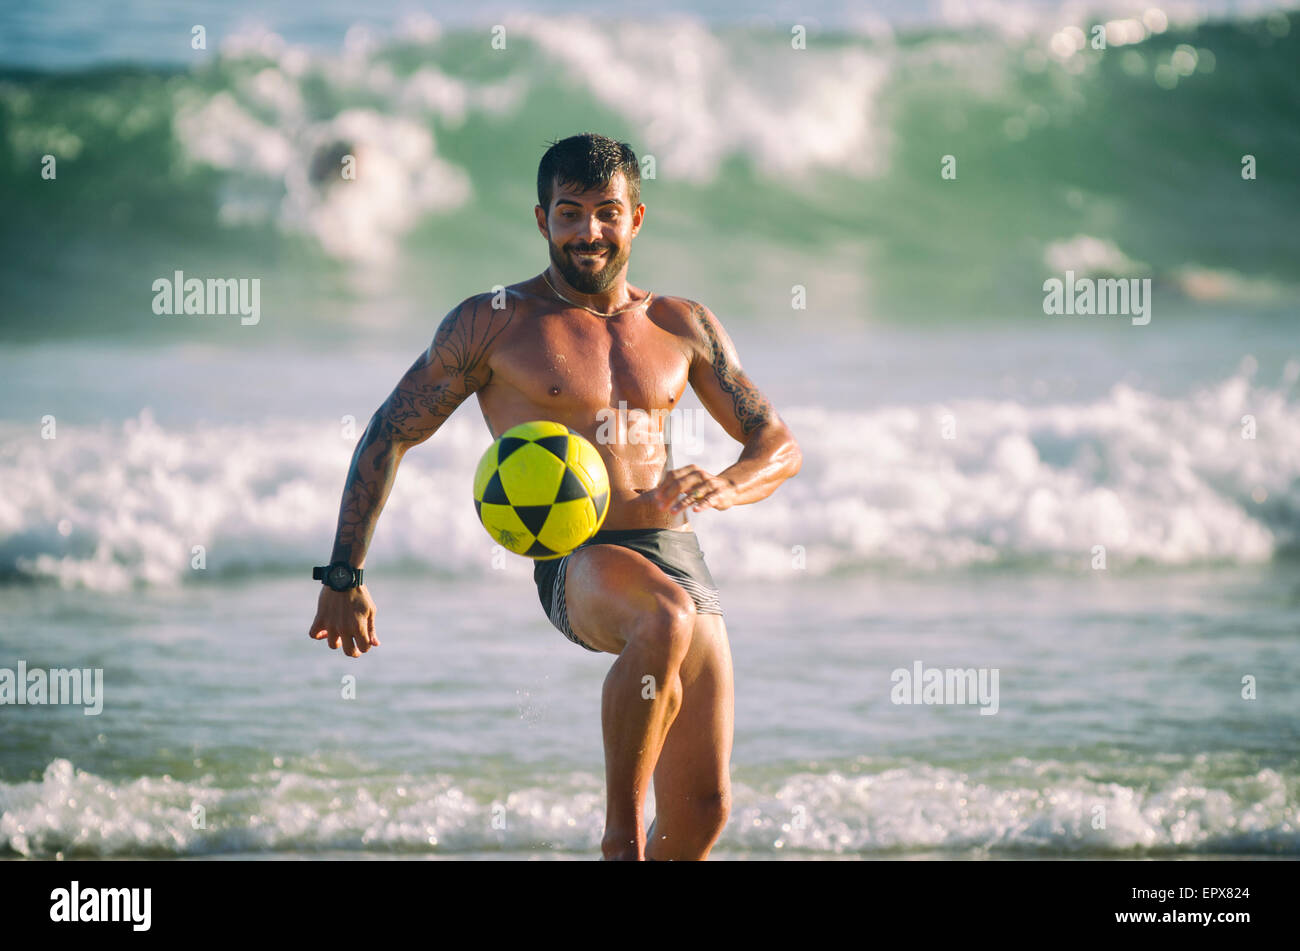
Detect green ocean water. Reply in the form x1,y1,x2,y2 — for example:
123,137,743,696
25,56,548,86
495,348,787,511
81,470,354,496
1,10,1297,344
2,568,1298,858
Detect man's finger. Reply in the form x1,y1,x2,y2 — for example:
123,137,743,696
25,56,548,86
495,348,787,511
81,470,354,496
654,468,702,496
345,626,368,654
353,614,374,650
660,472,711,509
368,613,380,648
669,475,713,510
690,484,721,509
699,476,737,510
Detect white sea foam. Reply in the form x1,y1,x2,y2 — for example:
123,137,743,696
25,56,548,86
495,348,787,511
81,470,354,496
1,369,1295,590
169,17,894,264
2,757,1293,857
1044,234,1148,277
732,758,1299,855
173,37,486,264
513,15,893,183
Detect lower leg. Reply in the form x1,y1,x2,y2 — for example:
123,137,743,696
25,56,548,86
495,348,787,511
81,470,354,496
643,615,735,861
644,793,729,860
600,647,684,860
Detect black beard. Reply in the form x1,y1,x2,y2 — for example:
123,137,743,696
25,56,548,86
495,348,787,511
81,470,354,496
549,240,627,294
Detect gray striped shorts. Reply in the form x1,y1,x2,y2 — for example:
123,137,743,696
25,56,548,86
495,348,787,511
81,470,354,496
533,527,724,652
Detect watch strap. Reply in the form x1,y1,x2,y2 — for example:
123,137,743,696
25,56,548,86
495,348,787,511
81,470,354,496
312,564,364,588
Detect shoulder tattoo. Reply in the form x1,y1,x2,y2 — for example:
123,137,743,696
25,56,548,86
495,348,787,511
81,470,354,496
377,294,515,442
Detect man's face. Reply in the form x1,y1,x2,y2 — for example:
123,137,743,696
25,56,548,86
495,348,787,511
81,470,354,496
536,172,643,294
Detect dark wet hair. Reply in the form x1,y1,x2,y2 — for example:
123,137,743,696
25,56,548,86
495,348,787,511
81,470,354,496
537,132,641,213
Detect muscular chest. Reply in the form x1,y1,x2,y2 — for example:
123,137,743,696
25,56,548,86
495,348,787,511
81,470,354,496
489,310,689,422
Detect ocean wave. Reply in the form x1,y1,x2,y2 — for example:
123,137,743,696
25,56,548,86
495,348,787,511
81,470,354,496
2,755,1294,857
0,368,1296,590
160,15,893,258
2,9,1297,336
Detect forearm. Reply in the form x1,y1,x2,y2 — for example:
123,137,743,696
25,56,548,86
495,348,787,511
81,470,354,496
717,422,802,506
329,413,411,566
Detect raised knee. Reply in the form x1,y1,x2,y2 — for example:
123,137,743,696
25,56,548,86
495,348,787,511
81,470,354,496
631,588,696,668
657,587,697,638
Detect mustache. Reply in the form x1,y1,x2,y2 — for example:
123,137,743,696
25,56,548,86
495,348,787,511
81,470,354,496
569,244,611,254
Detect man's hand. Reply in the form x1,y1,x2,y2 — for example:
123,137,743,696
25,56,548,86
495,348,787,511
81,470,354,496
651,465,739,514
308,586,380,658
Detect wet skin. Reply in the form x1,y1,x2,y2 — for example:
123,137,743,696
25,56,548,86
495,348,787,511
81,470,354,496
308,171,802,859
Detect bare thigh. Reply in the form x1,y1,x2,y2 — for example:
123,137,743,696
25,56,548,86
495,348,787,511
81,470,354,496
560,547,732,785
561,543,697,655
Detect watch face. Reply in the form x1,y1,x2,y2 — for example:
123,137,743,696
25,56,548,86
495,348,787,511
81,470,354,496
327,566,352,589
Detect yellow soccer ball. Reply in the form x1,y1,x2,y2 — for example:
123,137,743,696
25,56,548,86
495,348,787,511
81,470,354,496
472,420,610,559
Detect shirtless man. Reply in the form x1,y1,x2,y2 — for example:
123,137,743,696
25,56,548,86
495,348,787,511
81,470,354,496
307,133,802,861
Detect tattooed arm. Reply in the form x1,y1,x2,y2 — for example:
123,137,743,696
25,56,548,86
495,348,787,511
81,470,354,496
650,299,801,515
309,294,513,657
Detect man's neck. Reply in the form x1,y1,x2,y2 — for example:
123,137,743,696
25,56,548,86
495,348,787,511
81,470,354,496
543,266,636,315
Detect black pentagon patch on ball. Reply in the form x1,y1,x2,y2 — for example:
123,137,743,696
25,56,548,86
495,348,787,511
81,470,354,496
497,436,529,465
482,470,510,505
513,504,551,536
554,467,588,503
592,489,608,518
524,539,557,558
535,435,569,463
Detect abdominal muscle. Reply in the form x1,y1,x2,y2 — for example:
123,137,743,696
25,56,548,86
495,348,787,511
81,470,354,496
597,438,692,532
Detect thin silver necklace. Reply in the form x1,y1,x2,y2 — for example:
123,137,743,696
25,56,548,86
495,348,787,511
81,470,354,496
542,269,651,317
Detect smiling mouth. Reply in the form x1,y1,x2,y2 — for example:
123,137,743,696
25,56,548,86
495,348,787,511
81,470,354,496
572,249,607,260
